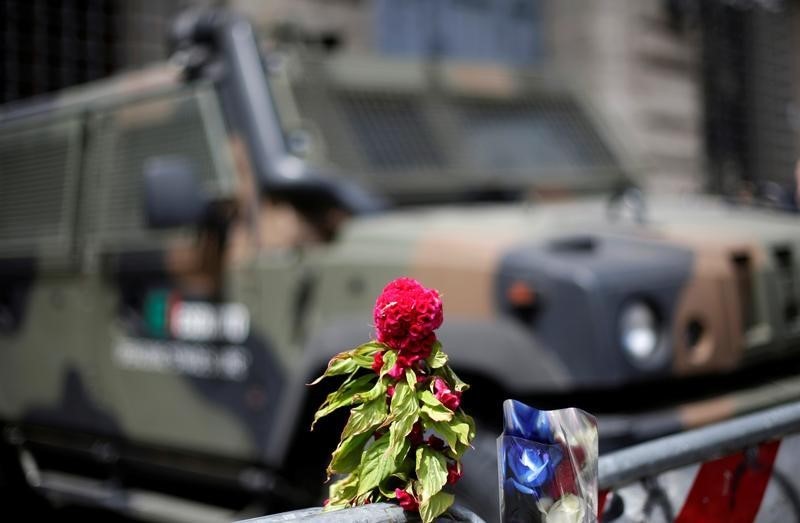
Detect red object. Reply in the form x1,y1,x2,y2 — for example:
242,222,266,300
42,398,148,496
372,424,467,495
674,440,780,523
447,461,463,484
409,422,424,446
597,490,609,521
371,351,384,374
374,278,443,353
395,489,419,511
434,377,461,411
547,455,577,498
427,435,445,451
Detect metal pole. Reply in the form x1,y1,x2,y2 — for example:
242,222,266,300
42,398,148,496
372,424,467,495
598,400,800,490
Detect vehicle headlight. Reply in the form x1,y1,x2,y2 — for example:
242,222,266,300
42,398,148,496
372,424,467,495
619,300,660,363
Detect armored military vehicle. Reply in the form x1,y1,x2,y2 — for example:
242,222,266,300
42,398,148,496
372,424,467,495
3,7,800,522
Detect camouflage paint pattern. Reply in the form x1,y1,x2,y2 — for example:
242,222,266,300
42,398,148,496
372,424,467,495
2,15,800,518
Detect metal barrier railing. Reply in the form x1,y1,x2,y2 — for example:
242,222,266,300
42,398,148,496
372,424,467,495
244,400,800,522
239,502,485,522
598,400,800,491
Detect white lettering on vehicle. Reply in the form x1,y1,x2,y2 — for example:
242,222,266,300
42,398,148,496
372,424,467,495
169,302,251,344
113,337,251,381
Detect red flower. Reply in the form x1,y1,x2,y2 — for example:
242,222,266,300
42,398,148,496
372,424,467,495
371,351,384,374
427,435,445,451
387,385,395,398
395,489,419,511
374,278,443,354
409,421,424,446
434,377,461,411
547,457,578,497
387,345,433,379
447,461,463,485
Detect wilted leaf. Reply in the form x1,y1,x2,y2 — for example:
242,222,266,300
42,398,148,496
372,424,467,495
328,431,372,476
341,395,388,441
326,472,359,510
419,390,453,422
312,374,374,428
438,365,469,392
454,410,476,443
388,379,419,460
421,416,471,453
426,341,448,369
355,378,387,403
309,342,383,385
356,432,405,496
419,491,455,523
415,446,448,501
351,342,385,367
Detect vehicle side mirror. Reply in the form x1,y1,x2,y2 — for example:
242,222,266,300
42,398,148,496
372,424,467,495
143,156,208,229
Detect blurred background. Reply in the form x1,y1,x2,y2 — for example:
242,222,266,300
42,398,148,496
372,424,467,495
2,0,798,196
2,0,800,522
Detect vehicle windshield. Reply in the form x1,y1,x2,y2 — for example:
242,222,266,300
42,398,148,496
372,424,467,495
269,56,627,203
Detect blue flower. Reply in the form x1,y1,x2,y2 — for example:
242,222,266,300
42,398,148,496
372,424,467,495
503,399,554,444
502,436,562,495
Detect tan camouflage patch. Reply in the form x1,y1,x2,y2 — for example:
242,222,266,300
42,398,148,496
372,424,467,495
658,232,762,375
114,97,178,128
411,229,522,319
442,63,518,98
680,394,737,429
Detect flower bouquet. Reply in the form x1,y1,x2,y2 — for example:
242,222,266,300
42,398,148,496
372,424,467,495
311,278,475,523
498,399,598,523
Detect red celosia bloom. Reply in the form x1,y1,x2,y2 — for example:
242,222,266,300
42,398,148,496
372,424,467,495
374,278,443,354
434,377,461,411
395,489,419,511
446,461,463,485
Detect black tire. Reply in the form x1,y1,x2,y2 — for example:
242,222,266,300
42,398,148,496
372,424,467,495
453,424,500,523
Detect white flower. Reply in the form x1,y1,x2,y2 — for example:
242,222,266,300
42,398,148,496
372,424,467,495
546,494,586,523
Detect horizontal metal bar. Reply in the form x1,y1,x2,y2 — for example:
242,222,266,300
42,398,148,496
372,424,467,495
34,470,234,523
237,503,485,523
598,400,800,490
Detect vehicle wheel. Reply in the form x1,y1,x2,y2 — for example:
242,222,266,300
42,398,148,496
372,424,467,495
453,423,500,523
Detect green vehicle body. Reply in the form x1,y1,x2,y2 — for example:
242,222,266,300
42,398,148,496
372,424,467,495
1,8,800,521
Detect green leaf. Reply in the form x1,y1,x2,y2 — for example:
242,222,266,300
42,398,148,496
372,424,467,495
419,390,453,422
356,432,407,496
415,446,448,502
309,343,382,385
341,395,388,441
328,431,372,476
454,410,476,444
326,472,359,510
419,491,455,523
405,367,417,389
452,422,471,447
439,365,469,392
351,341,384,366
388,379,419,460
312,374,374,428
426,341,448,369
355,378,387,403
421,416,471,453
380,350,397,377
